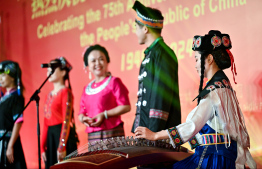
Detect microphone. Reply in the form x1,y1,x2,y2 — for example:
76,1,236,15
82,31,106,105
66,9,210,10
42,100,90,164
41,62,62,69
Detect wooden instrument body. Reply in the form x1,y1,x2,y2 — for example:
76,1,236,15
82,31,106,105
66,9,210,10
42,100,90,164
50,137,193,169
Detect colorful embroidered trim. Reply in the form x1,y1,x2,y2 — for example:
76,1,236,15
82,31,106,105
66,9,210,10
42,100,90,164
206,85,215,91
0,130,12,137
222,36,230,47
149,109,169,121
211,35,222,48
58,91,73,152
44,93,54,119
214,81,223,88
13,114,23,121
168,127,183,146
201,134,230,146
192,37,201,50
188,136,200,149
135,10,163,29
222,79,232,88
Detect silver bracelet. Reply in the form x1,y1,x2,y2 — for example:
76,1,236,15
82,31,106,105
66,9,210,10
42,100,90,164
81,115,84,123
104,110,108,119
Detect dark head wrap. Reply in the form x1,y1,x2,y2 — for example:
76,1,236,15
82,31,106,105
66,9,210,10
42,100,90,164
83,44,110,67
0,60,22,95
132,0,164,29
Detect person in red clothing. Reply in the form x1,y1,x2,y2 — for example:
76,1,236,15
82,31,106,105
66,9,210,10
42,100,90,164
41,57,78,169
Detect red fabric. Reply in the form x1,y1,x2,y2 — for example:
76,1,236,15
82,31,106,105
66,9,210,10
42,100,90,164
41,88,73,153
79,76,130,133
226,49,237,84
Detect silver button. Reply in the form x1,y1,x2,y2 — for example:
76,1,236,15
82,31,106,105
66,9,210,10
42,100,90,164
143,88,146,93
143,71,147,77
142,100,147,106
138,101,141,106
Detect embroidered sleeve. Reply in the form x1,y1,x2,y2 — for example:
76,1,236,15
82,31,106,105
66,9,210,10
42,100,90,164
188,133,201,149
168,97,213,148
57,89,73,153
167,127,184,148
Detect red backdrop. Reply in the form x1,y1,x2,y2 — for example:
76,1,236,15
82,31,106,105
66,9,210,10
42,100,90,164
1,0,262,168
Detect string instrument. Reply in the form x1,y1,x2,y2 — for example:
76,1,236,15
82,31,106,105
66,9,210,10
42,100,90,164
50,136,192,169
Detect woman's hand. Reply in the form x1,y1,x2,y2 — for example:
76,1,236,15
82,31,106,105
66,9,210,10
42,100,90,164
6,145,14,163
41,152,47,162
82,116,94,127
57,150,66,162
134,126,157,141
90,113,105,127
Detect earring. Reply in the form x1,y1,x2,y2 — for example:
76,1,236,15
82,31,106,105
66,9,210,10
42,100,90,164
89,71,92,80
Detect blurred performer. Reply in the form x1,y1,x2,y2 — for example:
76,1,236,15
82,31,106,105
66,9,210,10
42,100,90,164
131,1,181,133
0,60,27,169
135,30,257,169
41,57,78,169
79,44,131,143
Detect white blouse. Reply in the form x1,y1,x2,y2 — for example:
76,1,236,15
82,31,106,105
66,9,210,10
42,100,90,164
167,88,256,169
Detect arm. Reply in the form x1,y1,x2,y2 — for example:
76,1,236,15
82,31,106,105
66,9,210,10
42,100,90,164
135,125,168,141
91,105,130,127
41,118,48,161
91,78,131,127
6,122,22,163
7,95,25,163
78,88,93,127
136,97,213,148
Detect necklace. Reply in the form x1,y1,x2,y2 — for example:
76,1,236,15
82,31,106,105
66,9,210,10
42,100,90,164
85,76,112,95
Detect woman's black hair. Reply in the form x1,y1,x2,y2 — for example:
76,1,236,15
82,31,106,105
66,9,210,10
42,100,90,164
212,49,231,70
198,51,209,104
83,44,110,67
197,49,231,104
0,60,25,96
51,59,72,90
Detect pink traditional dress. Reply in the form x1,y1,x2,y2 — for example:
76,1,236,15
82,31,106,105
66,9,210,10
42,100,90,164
79,76,130,142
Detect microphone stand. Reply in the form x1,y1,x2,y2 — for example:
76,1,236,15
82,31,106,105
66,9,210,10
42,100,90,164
30,70,54,169
0,69,54,169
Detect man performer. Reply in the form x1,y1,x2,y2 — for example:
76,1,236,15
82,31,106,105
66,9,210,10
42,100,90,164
131,1,181,133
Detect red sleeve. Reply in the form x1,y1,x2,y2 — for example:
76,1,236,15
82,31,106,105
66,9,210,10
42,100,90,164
79,87,87,115
57,88,73,153
112,77,130,106
41,95,48,153
41,118,48,153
